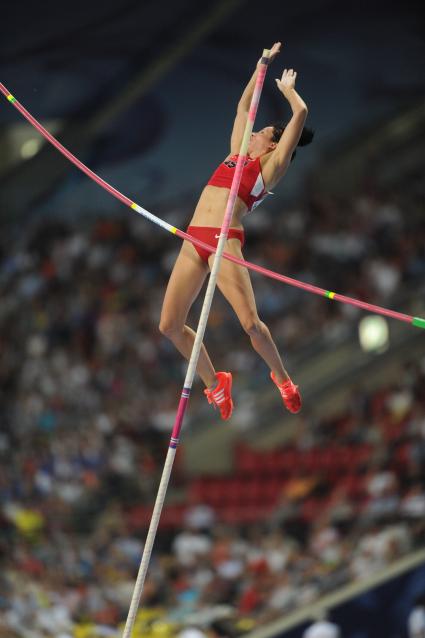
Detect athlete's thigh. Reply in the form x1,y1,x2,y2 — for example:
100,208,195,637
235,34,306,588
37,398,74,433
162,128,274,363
161,240,209,323
209,239,258,318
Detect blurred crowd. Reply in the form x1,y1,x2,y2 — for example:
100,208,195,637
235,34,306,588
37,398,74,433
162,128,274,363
0,183,424,637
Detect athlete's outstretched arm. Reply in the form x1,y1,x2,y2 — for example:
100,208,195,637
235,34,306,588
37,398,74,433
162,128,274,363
265,69,308,184
230,42,281,155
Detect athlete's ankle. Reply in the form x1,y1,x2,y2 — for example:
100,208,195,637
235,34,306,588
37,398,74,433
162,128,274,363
271,370,289,385
206,374,218,390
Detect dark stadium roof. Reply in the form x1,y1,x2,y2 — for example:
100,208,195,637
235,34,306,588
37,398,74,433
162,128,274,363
0,0,423,219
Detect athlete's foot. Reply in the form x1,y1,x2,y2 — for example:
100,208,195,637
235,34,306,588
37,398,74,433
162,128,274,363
270,371,301,414
204,371,233,421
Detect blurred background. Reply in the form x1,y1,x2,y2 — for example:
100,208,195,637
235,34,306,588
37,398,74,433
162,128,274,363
0,1,424,637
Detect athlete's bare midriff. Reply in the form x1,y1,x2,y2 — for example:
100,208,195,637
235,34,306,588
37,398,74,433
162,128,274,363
188,185,249,230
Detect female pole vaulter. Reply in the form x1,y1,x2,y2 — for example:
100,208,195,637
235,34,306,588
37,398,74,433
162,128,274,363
159,42,313,420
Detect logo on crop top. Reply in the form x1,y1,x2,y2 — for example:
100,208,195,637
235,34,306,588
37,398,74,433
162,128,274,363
224,158,249,169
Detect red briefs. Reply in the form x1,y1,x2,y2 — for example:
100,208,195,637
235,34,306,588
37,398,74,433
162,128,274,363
186,226,245,264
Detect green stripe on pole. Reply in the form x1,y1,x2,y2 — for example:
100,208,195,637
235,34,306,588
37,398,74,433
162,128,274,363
412,316,425,329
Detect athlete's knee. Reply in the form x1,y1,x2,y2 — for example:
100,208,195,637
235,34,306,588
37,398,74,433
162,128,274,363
240,314,265,337
159,315,183,339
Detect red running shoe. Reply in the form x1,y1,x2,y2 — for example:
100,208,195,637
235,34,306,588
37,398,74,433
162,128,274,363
204,371,233,421
270,371,301,414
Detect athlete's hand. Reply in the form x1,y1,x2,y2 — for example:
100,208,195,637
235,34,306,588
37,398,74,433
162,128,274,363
257,41,281,66
275,68,297,96
268,41,281,62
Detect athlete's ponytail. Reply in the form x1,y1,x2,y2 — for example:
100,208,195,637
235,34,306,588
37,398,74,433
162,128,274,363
271,122,315,161
297,126,315,147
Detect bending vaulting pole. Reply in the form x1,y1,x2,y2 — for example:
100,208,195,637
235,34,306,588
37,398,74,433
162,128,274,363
120,48,271,635
1,82,424,333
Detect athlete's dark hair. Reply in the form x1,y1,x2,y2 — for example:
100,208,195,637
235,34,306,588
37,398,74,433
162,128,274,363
271,123,314,161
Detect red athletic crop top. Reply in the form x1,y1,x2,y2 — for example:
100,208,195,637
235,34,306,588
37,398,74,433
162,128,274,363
207,154,270,212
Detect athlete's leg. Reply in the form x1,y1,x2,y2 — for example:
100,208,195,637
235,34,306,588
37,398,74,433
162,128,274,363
209,239,289,384
159,240,216,387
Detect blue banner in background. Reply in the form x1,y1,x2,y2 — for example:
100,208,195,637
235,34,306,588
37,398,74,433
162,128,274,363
278,563,425,638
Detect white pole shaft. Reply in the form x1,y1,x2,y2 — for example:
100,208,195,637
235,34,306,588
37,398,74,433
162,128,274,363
122,48,271,638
